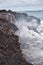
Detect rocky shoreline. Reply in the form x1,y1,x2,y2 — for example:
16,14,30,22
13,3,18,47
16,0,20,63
0,10,33,65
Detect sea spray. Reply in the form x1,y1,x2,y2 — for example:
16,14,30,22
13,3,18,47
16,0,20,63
14,18,43,65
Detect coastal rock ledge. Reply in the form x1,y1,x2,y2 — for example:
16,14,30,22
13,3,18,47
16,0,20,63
0,10,33,65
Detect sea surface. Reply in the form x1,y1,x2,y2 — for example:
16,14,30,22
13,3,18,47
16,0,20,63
25,11,43,20
21,10,43,20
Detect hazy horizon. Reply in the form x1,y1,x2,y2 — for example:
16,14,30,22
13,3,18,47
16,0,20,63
0,0,43,11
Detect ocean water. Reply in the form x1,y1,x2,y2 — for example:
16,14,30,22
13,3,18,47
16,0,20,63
25,11,43,20
14,11,43,65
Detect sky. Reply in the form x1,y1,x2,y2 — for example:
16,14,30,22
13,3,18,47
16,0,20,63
0,0,43,11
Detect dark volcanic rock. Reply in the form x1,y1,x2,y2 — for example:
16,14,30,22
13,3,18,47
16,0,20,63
0,10,33,65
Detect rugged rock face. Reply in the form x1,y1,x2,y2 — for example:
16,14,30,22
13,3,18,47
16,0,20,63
0,10,33,65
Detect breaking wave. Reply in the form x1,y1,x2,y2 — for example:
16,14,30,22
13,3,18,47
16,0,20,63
14,17,43,65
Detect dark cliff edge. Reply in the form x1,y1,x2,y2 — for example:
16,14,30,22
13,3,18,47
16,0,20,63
0,10,40,65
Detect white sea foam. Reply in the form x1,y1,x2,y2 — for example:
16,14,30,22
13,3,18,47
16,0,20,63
37,20,43,37
15,19,43,65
